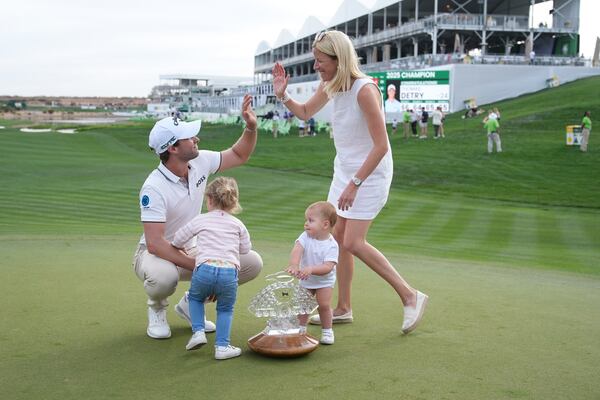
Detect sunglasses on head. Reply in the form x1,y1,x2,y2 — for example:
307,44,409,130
315,31,328,42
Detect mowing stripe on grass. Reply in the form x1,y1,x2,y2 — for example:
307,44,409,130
535,211,569,270
428,204,477,246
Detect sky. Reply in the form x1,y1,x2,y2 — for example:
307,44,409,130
1,0,598,97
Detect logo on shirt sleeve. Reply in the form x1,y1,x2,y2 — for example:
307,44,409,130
141,195,150,207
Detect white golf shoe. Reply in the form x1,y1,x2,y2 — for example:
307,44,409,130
185,331,207,351
214,345,242,360
147,307,171,339
174,292,216,333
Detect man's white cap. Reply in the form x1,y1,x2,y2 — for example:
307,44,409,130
387,84,396,90
149,117,202,154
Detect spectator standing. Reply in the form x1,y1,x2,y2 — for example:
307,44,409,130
580,111,592,152
410,108,419,137
483,111,502,153
419,107,429,139
272,111,280,138
402,109,411,139
308,117,316,136
391,118,398,135
432,106,444,139
297,118,306,137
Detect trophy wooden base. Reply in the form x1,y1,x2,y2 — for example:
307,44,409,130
247,332,319,358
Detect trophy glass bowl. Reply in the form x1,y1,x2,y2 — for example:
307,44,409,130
247,272,320,357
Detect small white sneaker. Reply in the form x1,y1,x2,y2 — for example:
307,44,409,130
402,291,429,334
320,330,334,345
214,345,242,360
309,310,353,325
185,331,207,351
174,292,216,333
147,307,171,339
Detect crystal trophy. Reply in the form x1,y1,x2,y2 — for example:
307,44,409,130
247,272,320,357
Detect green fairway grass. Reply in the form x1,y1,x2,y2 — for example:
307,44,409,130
1,76,599,399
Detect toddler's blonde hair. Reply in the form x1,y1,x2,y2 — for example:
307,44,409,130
205,177,241,214
307,201,337,228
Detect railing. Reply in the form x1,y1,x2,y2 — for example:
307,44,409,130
353,20,426,48
358,53,588,73
430,13,530,31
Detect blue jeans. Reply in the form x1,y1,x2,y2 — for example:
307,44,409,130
188,264,238,347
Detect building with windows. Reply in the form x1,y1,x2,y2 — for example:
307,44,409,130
254,0,582,84
149,74,252,114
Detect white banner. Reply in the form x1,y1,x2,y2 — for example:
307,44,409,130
400,84,450,102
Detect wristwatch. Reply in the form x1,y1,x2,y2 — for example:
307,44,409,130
351,176,363,187
278,91,291,103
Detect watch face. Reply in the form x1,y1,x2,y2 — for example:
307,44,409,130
352,177,362,186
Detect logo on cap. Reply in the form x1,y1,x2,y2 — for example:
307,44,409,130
160,136,177,151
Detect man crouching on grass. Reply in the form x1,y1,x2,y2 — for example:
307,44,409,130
132,95,263,339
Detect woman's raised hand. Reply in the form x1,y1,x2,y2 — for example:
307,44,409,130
272,62,289,99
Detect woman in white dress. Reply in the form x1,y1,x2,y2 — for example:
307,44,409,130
272,31,428,334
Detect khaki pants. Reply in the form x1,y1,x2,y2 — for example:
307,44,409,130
403,122,410,138
132,244,263,310
487,132,502,153
581,128,590,152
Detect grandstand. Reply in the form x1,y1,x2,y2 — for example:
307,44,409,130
254,0,583,82
151,0,599,119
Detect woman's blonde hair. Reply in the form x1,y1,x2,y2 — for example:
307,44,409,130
205,177,242,214
312,30,367,98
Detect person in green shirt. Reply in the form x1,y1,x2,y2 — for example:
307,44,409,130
580,111,592,152
402,109,411,139
483,111,502,153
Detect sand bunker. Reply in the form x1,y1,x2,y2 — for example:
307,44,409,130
20,128,53,133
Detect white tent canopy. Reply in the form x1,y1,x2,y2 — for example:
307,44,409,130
328,0,370,27
372,0,402,12
255,40,271,56
273,29,296,48
297,16,326,38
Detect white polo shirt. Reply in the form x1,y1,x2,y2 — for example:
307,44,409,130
138,150,221,248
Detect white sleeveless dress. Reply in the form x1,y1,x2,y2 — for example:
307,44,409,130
327,78,393,220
